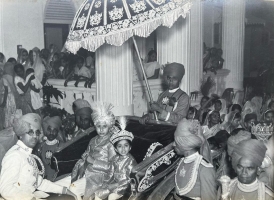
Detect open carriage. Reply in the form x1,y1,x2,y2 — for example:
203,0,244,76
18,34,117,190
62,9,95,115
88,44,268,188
51,116,179,200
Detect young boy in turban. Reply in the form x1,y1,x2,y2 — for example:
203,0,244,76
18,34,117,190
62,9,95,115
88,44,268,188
220,139,273,200
0,113,76,200
140,62,190,124
34,116,63,181
173,118,216,200
70,102,117,200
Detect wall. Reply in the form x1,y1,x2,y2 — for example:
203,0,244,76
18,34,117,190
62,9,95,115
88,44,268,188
202,1,222,48
0,0,44,58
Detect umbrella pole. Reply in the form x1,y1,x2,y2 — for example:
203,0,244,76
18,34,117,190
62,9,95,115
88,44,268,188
132,36,158,121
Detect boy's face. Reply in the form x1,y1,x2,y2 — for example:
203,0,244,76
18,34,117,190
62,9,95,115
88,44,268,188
95,121,110,137
115,139,131,156
231,118,240,128
149,53,157,62
164,72,181,90
214,102,222,111
245,119,256,132
209,111,220,124
15,67,25,78
76,60,84,68
265,112,274,124
22,52,28,62
44,125,59,141
186,110,195,120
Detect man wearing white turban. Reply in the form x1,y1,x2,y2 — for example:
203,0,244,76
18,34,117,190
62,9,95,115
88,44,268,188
173,119,216,200
221,139,273,200
0,113,76,200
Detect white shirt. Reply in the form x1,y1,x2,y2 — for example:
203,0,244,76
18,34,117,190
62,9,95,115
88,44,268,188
14,76,25,94
0,140,63,200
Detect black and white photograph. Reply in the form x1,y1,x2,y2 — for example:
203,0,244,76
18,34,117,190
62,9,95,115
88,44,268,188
0,0,273,199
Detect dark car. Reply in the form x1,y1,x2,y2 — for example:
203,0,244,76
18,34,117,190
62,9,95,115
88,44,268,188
51,116,179,199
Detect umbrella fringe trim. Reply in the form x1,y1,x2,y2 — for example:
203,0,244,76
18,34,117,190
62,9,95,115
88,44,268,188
65,2,192,54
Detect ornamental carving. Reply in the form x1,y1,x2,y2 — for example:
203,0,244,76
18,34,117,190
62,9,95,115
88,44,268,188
138,150,176,192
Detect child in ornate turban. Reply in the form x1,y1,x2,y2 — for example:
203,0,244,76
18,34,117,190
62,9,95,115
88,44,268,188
70,102,117,200
220,139,273,200
140,62,190,124
95,116,137,200
173,118,216,200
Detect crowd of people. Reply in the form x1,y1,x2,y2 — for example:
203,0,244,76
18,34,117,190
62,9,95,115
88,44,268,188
0,46,96,130
0,47,273,200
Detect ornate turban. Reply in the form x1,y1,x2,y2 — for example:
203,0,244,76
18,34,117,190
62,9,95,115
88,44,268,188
231,139,267,170
227,130,251,157
163,62,185,79
73,99,92,116
12,113,41,137
43,116,62,130
91,102,115,126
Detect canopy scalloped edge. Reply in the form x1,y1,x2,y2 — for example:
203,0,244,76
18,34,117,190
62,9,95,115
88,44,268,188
65,2,193,54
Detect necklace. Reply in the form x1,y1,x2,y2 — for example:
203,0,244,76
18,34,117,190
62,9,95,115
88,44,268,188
45,139,59,146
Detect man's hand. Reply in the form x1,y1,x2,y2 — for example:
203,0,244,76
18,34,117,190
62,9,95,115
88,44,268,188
150,102,163,113
139,114,150,125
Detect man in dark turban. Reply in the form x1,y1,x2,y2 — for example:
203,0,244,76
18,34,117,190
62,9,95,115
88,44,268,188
140,62,190,124
173,119,216,200
222,139,273,200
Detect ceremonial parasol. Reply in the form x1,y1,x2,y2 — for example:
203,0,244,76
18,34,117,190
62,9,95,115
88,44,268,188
65,0,192,114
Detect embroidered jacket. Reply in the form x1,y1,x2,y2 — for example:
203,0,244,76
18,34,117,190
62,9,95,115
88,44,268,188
175,152,217,200
0,141,63,200
71,134,116,182
156,88,190,123
224,178,274,200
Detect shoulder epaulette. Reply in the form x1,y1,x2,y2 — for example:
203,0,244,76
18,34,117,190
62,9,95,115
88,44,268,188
265,185,274,198
201,158,213,168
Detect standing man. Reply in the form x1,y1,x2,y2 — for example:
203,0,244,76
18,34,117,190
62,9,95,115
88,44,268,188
140,62,190,124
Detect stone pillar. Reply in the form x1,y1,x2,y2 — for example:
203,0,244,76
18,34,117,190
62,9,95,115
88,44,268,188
189,0,203,93
95,41,134,116
0,0,3,52
222,0,245,90
157,0,202,95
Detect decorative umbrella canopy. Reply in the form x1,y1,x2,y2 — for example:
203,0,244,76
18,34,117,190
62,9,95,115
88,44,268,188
65,0,192,53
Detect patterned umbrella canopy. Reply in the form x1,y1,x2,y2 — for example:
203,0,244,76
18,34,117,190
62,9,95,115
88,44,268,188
65,0,192,53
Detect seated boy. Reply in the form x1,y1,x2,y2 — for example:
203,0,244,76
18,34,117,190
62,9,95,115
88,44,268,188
64,56,92,87
140,62,190,124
